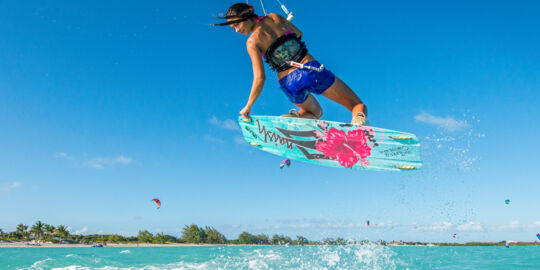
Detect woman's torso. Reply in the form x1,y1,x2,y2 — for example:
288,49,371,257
249,14,315,79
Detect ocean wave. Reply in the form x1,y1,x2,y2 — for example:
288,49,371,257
25,258,54,269
22,244,398,270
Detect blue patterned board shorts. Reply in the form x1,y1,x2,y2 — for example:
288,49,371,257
278,61,336,104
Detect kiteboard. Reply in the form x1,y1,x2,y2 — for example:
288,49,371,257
238,115,422,171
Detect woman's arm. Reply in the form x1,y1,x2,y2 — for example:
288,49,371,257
239,38,266,120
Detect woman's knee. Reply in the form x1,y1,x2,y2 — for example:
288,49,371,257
297,106,322,119
298,94,322,117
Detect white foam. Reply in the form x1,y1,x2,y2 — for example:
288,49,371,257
29,258,54,269
321,250,340,266
46,244,399,270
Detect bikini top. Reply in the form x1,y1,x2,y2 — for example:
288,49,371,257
258,17,308,73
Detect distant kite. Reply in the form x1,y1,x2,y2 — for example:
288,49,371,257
366,220,370,227
284,159,291,166
505,199,510,205
152,198,161,209
537,233,540,240
452,234,456,238
280,159,291,169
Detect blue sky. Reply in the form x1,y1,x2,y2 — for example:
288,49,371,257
1,0,539,242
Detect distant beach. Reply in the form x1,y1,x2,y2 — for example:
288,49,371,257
0,242,230,248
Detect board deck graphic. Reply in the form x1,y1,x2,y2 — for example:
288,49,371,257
238,116,422,171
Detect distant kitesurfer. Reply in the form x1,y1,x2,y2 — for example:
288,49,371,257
213,3,368,125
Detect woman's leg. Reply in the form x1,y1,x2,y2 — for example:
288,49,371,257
289,94,323,119
321,76,367,118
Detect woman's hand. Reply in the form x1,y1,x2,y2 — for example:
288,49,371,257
239,105,252,121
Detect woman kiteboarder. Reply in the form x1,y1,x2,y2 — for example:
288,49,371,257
213,3,368,125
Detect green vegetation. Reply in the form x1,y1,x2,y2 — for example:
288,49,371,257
1,221,539,246
0,221,314,245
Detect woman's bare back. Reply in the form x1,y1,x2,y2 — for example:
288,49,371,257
248,13,314,77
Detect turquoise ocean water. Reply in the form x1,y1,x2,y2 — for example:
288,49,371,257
1,245,540,269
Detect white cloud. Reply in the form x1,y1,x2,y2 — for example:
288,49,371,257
416,221,482,232
418,221,453,231
234,135,247,145
209,116,240,131
415,112,469,132
457,222,483,231
10,181,21,189
54,152,74,160
86,155,133,169
491,221,521,231
73,227,88,235
2,181,21,192
204,135,224,143
282,223,366,230
488,221,540,231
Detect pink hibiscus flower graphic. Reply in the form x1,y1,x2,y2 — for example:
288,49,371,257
315,128,372,167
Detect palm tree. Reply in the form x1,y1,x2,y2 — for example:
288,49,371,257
56,225,69,241
16,224,28,240
30,221,45,240
44,224,56,239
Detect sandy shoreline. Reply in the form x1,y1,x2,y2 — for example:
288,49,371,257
0,242,228,248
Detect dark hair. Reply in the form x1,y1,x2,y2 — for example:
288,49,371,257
225,3,255,18
212,3,257,26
